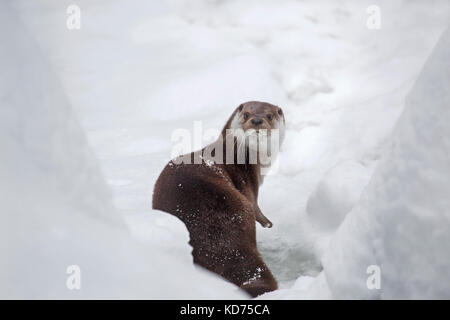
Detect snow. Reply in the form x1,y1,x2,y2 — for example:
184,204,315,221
309,26,450,299
2,0,450,298
0,1,244,299
306,160,372,232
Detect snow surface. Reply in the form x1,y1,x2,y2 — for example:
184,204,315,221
313,26,450,300
2,0,450,298
262,25,450,300
0,1,244,299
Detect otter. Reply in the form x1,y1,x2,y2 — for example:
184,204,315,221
152,101,285,297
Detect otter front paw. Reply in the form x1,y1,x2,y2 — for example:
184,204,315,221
261,220,273,228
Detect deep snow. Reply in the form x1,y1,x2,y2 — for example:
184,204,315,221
0,1,244,299
262,26,450,300
2,0,450,298
321,26,450,299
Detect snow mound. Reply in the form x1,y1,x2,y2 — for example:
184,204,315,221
311,26,450,299
0,2,244,299
306,160,371,232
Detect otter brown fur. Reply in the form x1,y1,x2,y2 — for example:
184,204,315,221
152,101,285,297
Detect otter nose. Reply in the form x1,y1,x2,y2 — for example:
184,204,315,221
251,118,263,126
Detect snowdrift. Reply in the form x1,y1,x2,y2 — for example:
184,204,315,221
265,26,450,299
0,2,244,299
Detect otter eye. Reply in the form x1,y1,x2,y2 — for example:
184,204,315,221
267,114,273,121
244,112,250,120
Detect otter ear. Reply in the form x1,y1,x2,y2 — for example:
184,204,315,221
278,108,283,115
238,104,244,112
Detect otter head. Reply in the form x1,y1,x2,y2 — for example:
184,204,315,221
230,101,285,141
227,101,285,165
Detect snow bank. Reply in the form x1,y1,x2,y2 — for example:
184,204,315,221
0,1,244,299
306,160,372,233
304,26,450,299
